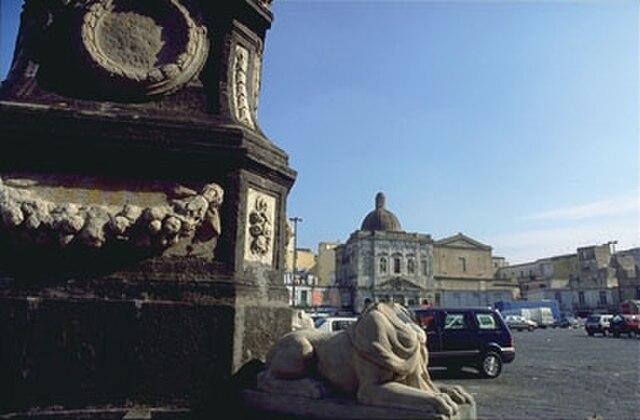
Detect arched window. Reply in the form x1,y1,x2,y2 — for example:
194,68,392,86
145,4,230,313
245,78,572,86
407,258,416,274
379,257,388,274
393,257,401,274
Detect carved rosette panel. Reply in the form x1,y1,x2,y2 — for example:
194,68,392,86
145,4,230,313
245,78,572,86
80,0,208,97
0,177,223,251
244,188,276,265
232,44,256,128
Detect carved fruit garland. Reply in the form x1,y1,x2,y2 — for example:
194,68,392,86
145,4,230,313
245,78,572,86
0,178,223,250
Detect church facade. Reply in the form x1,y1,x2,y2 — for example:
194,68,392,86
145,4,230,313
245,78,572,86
335,193,436,312
335,192,518,313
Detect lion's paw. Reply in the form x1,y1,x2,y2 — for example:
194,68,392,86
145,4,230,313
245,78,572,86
438,385,474,405
429,393,459,417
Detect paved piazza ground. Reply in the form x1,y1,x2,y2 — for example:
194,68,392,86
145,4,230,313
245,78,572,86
433,327,640,419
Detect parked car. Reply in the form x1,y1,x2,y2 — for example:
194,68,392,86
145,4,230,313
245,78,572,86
503,315,537,332
585,314,613,336
411,307,515,379
554,315,580,329
314,316,358,333
609,314,640,338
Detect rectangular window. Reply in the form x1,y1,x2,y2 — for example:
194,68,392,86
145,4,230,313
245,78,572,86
300,290,308,306
394,257,401,274
443,313,467,330
599,291,607,305
332,320,354,332
380,257,388,274
458,257,467,272
476,313,497,330
578,291,585,305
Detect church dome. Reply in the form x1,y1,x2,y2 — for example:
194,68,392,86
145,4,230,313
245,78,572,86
360,192,403,232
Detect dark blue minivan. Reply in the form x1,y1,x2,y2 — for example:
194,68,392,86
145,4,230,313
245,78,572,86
411,307,515,378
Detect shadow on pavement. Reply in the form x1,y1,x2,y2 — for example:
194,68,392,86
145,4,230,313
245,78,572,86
428,367,481,380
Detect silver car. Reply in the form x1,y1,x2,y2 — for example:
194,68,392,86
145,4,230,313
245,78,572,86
504,315,537,332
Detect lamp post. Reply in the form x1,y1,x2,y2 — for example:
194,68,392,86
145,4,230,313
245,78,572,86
289,216,303,307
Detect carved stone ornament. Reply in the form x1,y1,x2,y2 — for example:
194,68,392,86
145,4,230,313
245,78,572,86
252,51,262,119
244,188,275,265
80,0,208,97
0,177,223,250
232,44,256,128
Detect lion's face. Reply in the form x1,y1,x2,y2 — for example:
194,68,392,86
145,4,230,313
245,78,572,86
357,302,427,347
348,302,429,379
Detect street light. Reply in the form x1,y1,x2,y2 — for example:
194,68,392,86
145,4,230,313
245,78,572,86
289,216,303,307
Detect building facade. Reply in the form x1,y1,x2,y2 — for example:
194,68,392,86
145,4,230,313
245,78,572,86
433,234,519,308
284,221,324,307
570,244,619,313
497,244,640,314
335,192,518,312
613,250,640,302
315,242,339,287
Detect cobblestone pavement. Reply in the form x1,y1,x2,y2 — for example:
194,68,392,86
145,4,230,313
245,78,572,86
432,327,640,420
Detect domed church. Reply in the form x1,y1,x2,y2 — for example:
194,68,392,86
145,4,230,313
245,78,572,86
335,192,435,312
334,192,518,313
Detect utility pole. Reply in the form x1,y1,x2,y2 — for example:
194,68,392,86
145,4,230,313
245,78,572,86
289,216,303,307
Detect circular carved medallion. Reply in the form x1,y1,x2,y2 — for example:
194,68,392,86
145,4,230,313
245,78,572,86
80,0,208,97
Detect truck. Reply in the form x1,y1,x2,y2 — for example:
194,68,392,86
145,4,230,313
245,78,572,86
526,307,555,328
494,300,560,328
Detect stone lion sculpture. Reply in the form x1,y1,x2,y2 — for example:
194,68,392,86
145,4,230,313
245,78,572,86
258,302,474,418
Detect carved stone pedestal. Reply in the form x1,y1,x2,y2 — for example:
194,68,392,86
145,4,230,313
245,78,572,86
0,0,293,413
239,389,478,420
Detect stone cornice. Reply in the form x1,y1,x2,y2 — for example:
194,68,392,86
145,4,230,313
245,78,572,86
434,233,491,251
0,102,296,186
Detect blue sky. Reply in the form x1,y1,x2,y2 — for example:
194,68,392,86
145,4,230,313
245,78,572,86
1,0,639,262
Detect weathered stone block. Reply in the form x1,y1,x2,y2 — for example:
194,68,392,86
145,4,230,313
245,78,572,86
239,389,477,420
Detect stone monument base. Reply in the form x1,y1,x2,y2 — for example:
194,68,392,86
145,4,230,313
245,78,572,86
238,389,477,420
0,406,190,419
0,279,291,413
